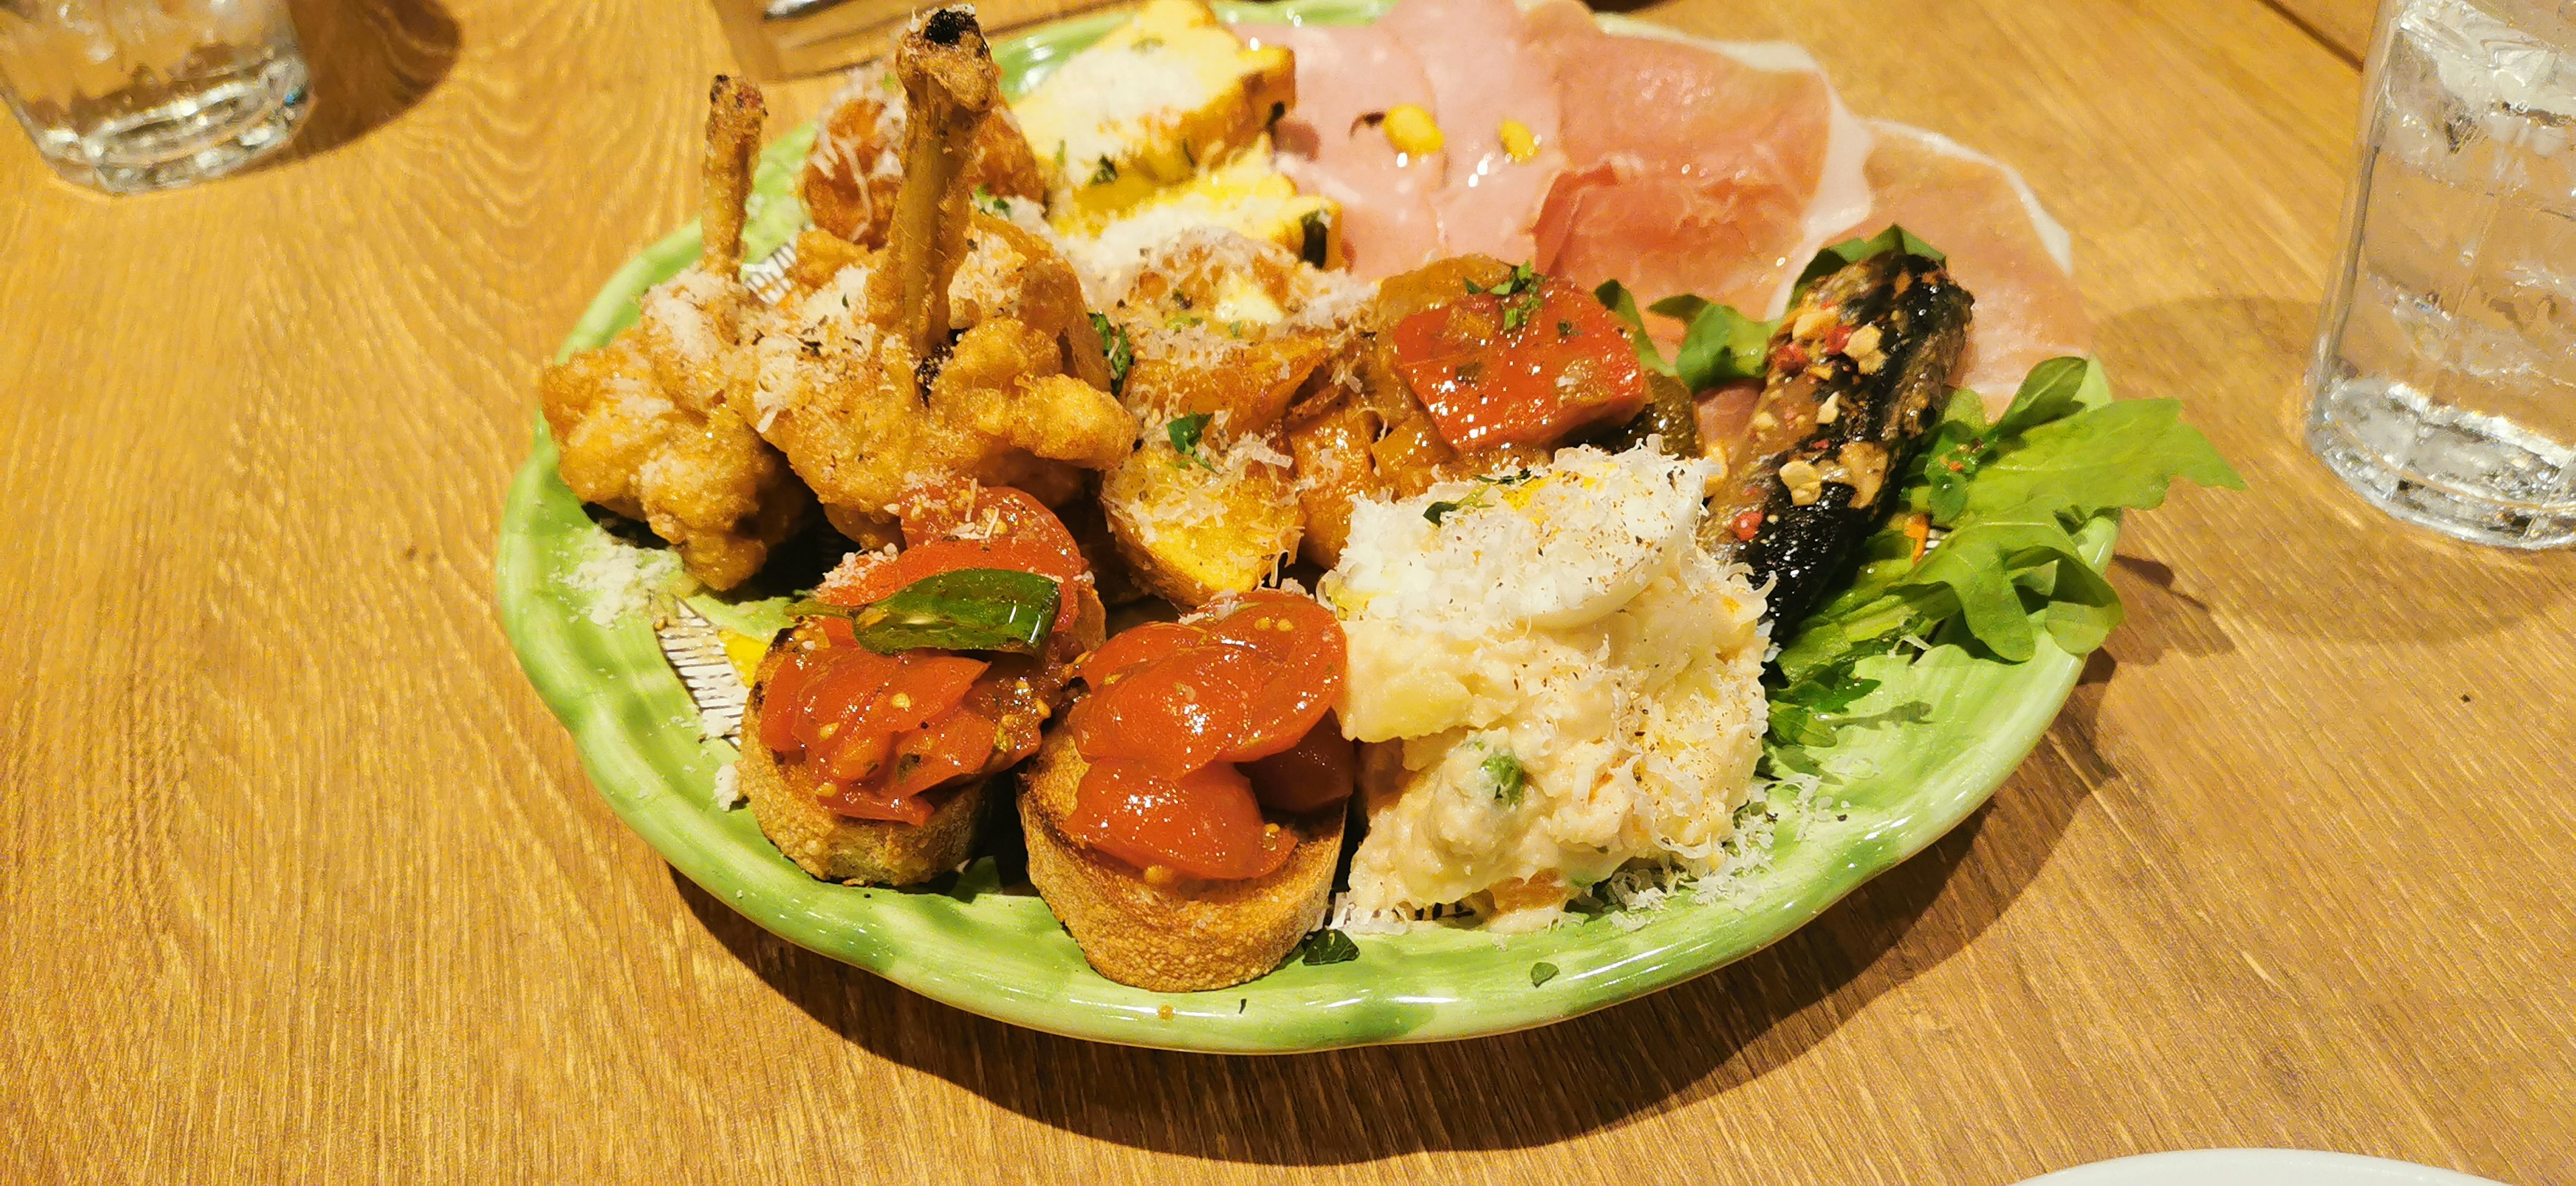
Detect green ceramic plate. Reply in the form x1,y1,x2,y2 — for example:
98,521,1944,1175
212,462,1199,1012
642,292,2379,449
495,0,2114,1053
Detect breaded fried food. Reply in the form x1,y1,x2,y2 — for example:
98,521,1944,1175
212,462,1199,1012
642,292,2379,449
539,76,809,590
741,11,1132,544
801,60,1046,248
1092,229,1362,605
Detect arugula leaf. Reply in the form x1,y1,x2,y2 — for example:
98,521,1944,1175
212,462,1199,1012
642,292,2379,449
1166,413,1216,472
1964,398,2247,525
1593,280,1676,377
1887,509,2098,662
1089,313,1132,396
796,568,1062,656
1994,356,2097,437
1297,929,1359,965
1789,223,1948,307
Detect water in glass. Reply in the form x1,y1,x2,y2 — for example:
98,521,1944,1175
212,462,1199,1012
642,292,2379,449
0,0,309,194
2309,0,2576,547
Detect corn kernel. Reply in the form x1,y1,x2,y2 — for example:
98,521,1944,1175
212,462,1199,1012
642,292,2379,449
1383,105,1444,156
1498,119,1538,163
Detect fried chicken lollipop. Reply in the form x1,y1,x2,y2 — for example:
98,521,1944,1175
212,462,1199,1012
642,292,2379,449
800,59,1046,248
540,76,809,590
738,9,1133,545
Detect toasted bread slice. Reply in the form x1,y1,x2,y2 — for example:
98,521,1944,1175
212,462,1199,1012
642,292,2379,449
1018,732,1342,991
737,643,984,885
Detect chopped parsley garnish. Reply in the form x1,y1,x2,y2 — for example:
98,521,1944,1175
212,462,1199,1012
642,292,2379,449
1529,961,1560,987
1167,412,1216,471
1131,35,1164,50
1088,313,1132,396
1556,319,1576,340
1167,313,1204,329
1483,750,1526,807
1090,156,1118,186
1424,497,1472,525
972,185,1010,217
1297,929,1359,965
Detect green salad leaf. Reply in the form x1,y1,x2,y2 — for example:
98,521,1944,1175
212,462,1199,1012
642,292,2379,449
792,568,1061,656
1765,356,2242,763
1650,294,1775,391
1788,223,1947,307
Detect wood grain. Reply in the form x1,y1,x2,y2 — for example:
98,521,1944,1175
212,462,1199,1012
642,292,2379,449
3,0,2571,1183
2270,0,2380,63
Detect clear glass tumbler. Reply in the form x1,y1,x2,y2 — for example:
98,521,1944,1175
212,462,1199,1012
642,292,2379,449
2308,0,2576,547
0,0,310,194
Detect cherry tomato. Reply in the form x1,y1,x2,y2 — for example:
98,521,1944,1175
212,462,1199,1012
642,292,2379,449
814,779,936,826
791,649,901,753
817,653,988,781
759,648,818,754
888,708,1001,800
1242,716,1356,814
1204,591,1346,763
1077,620,1207,686
1391,276,1649,451
1067,759,1297,881
1069,644,1265,779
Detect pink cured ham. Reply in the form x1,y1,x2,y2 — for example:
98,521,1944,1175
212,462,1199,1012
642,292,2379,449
1839,122,2093,410
1260,23,1448,280
1527,0,1840,326
1375,0,1566,265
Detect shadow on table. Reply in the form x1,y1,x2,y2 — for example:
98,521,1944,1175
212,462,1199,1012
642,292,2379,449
672,667,2119,1163
264,0,461,165
2097,295,2569,647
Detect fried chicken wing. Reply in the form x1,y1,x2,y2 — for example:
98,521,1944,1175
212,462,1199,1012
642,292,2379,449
741,11,1133,544
539,76,810,590
800,60,1046,249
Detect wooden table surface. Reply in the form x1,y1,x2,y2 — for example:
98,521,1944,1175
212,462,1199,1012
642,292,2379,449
5,0,2569,1181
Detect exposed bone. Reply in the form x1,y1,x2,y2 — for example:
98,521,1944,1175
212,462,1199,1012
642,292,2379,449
702,75,767,277
884,9,1004,366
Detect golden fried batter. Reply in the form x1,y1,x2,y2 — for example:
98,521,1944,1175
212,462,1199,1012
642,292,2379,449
800,60,1046,249
741,15,1132,544
539,76,810,590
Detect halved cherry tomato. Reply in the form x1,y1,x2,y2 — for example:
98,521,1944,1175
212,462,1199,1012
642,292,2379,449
1205,591,1346,763
1077,620,1206,685
792,649,902,752
1067,759,1297,881
1391,275,1649,451
816,653,987,781
888,708,1001,800
759,648,819,753
814,779,936,826
1070,643,1265,779
1242,716,1356,814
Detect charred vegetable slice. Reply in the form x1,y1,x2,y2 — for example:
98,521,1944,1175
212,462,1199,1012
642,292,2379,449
1704,247,1973,627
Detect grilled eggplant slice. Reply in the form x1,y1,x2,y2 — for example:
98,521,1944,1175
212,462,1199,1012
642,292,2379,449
1703,250,1972,627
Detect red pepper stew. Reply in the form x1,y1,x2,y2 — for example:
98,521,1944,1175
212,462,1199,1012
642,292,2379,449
1064,590,1355,881
1389,274,1650,452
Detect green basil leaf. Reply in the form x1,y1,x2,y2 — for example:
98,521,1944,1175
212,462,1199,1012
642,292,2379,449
845,568,1061,656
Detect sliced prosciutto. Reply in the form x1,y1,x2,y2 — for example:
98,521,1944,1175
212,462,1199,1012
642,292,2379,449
1375,0,1566,265
1527,0,1868,332
1840,122,2093,409
1260,23,1448,280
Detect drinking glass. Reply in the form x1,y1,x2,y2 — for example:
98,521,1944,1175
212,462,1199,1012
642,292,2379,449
0,0,310,194
2308,0,2576,547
